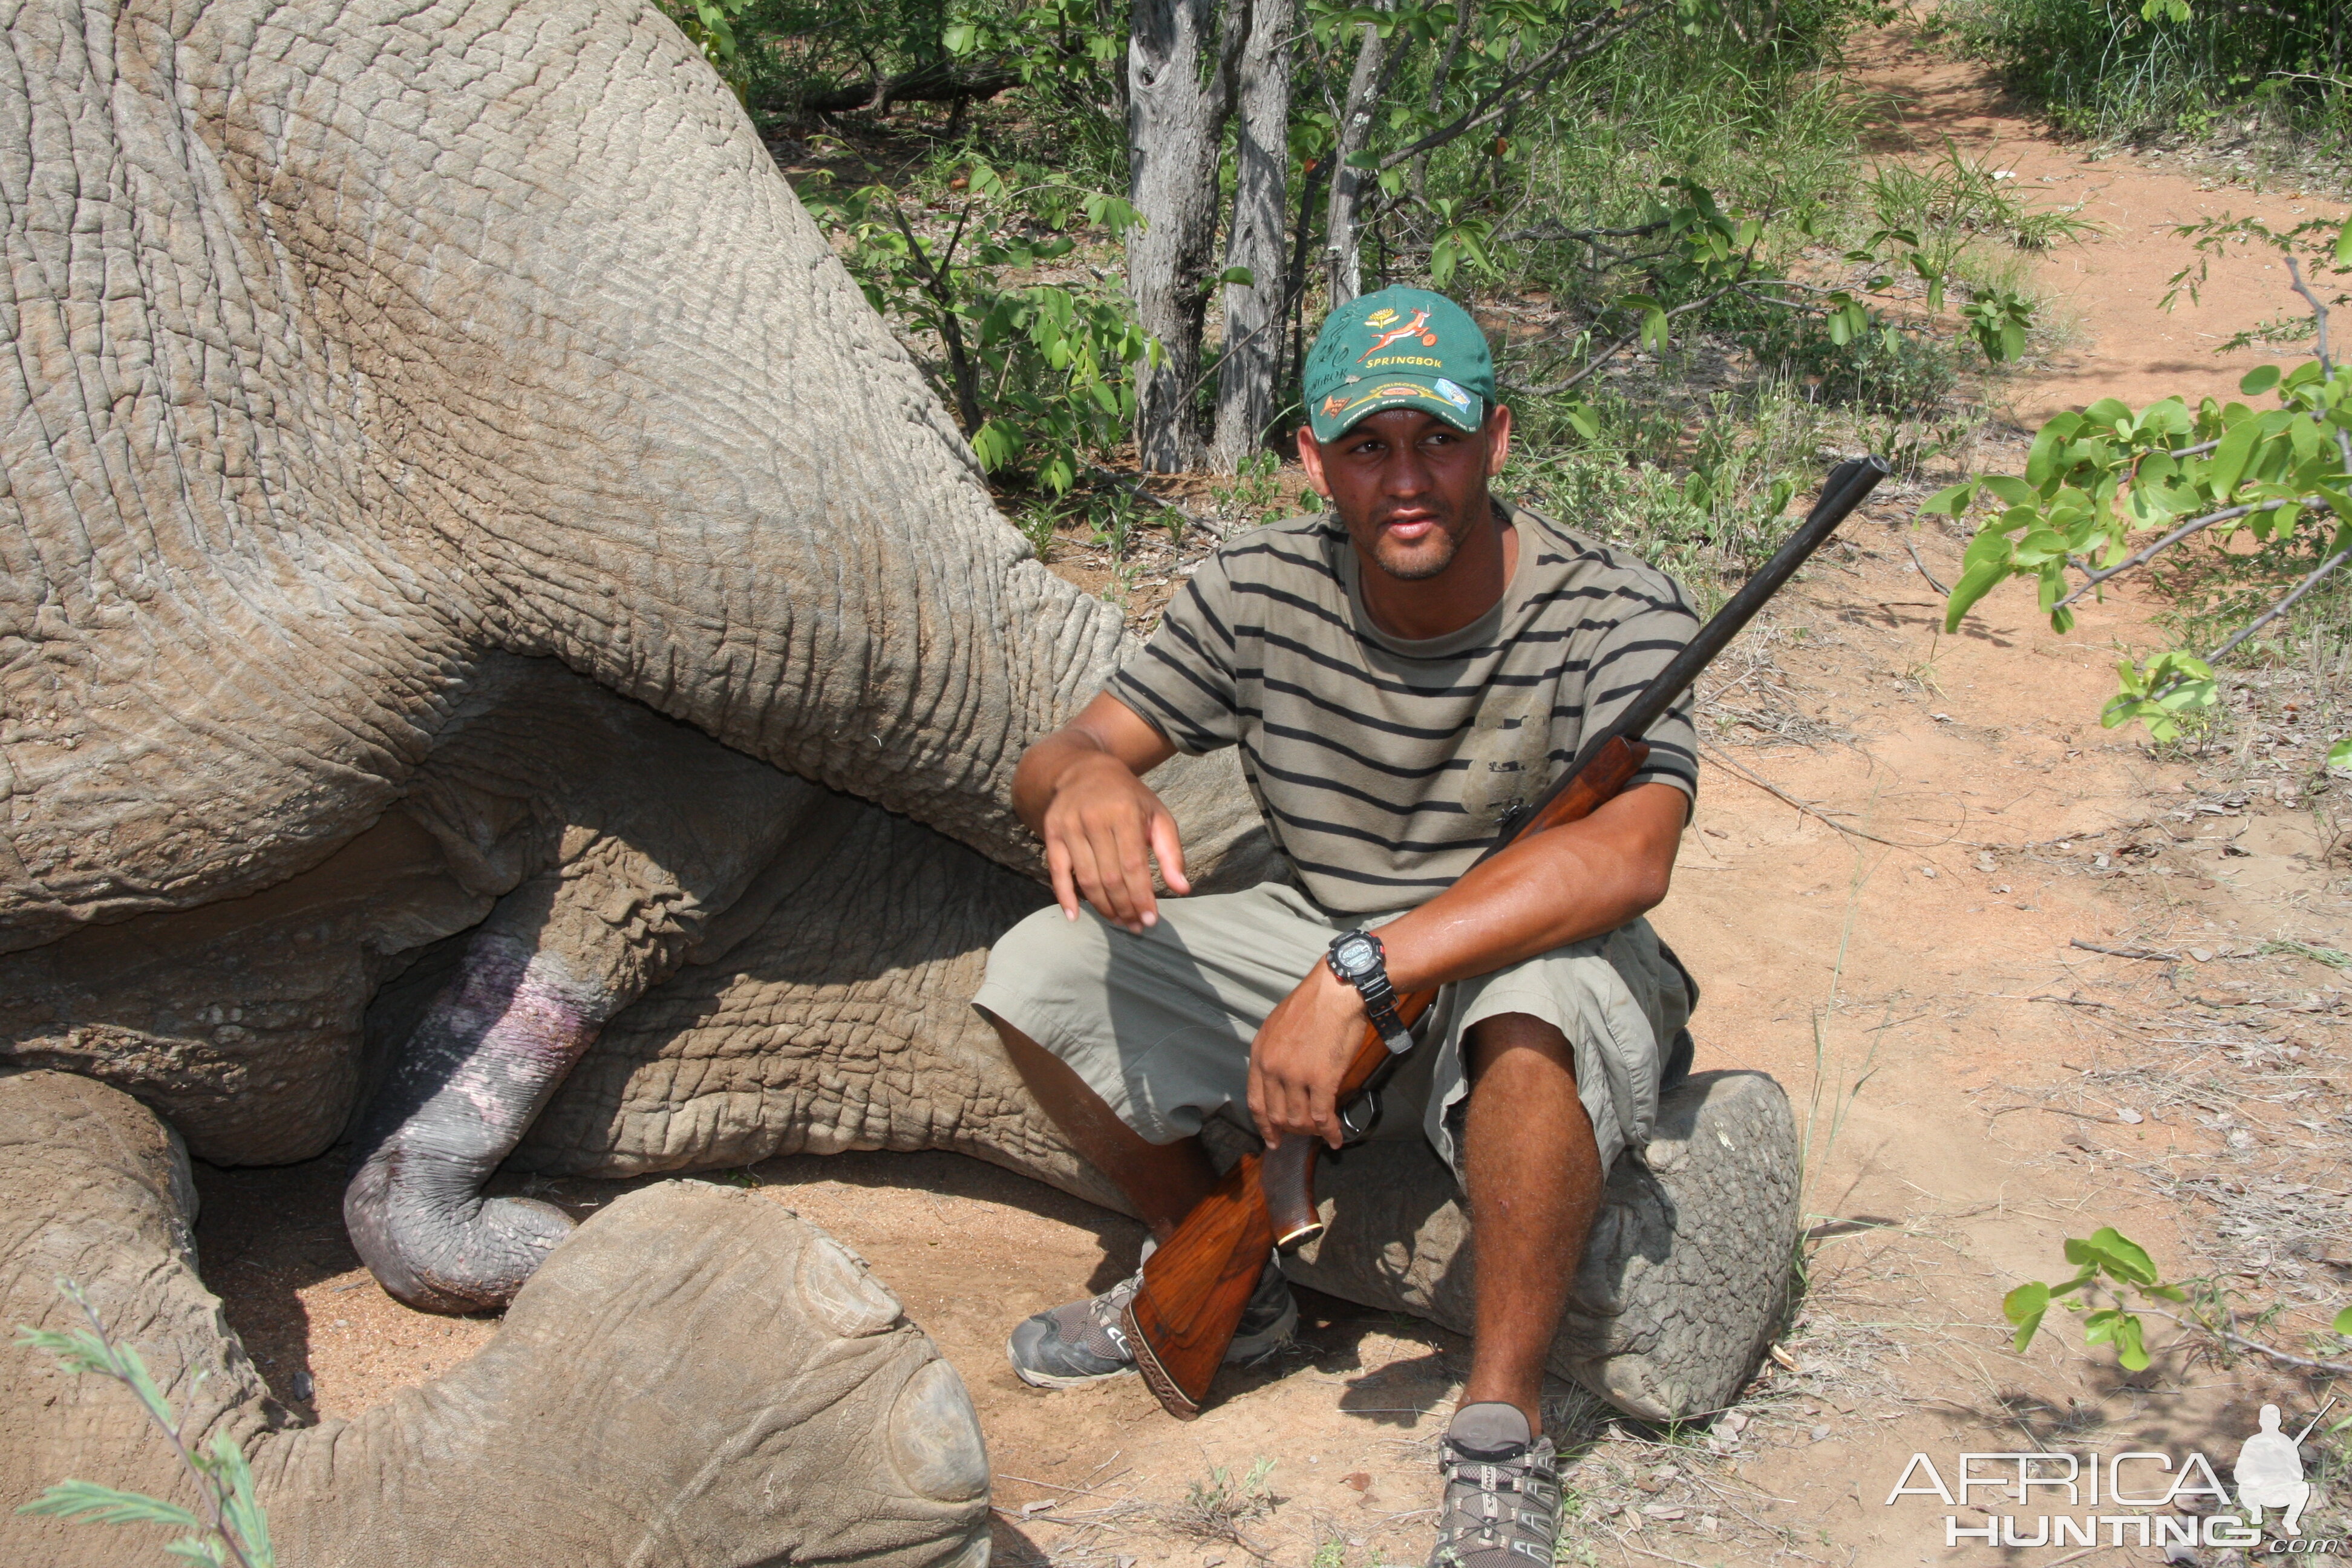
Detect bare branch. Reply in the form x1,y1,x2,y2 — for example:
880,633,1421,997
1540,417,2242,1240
1498,286,1736,397
2054,495,2316,609
1373,1,1658,172
1903,538,1950,595
2204,535,2352,663
2138,1305,2352,1380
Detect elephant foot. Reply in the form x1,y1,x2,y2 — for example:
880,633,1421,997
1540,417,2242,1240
2,1070,991,1568
1284,1069,1801,1422
345,929,607,1312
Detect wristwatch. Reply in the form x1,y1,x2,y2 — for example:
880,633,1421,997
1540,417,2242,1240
1326,929,1414,1056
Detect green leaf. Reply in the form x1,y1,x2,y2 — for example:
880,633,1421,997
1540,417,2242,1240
16,1480,206,1530
1980,474,2034,507
2011,528,2069,566
1921,482,1976,517
2330,737,2352,769
2334,1304,2352,1337
941,22,977,53
1215,267,1255,287
2207,416,2263,498
2113,1311,2151,1371
1563,402,1601,440
2004,1280,2052,1351
2065,1226,2160,1286
2240,364,2282,396
1944,558,2009,633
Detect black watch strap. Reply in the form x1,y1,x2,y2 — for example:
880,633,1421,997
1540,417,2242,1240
1327,930,1414,1055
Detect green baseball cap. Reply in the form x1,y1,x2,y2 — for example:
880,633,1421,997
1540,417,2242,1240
1303,286,1496,442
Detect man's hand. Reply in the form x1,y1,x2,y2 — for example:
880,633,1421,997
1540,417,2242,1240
1248,961,1369,1150
1013,692,1186,934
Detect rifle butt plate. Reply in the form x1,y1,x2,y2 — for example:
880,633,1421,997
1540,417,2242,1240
1120,1302,1203,1420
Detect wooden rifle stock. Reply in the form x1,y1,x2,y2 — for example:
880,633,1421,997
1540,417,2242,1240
1122,456,1893,1420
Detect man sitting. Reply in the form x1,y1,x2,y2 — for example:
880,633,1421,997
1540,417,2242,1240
972,286,1700,1568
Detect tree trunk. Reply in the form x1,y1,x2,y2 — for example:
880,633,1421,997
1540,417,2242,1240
1208,0,1295,473
1127,0,1244,471
1322,8,1389,309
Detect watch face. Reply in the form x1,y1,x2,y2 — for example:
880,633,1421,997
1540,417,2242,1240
1334,936,1376,974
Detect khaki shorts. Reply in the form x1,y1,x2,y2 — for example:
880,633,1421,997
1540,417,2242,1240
973,881,1697,1181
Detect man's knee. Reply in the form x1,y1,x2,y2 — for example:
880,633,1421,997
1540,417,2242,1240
1465,1011,1576,1082
985,902,1099,985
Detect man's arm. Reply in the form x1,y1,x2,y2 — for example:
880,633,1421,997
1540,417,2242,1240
1013,691,1186,935
1247,781,1687,1148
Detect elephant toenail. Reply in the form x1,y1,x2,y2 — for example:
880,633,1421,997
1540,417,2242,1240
795,1235,903,1338
887,1359,989,1502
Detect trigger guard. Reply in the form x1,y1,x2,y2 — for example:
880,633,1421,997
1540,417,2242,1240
1337,1089,1382,1146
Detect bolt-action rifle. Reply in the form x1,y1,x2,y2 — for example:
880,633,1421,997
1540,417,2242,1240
1120,455,1893,1419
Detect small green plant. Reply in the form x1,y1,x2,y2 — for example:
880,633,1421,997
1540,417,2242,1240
1210,451,1290,531
1310,1534,1348,1568
1175,1455,1277,1537
2004,1227,2186,1371
2006,1227,2352,1377
14,1280,275,1567
2261,938,2352,969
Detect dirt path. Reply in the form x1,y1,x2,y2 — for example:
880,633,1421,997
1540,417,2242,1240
185,21,2352,1568
1846,19,2334,424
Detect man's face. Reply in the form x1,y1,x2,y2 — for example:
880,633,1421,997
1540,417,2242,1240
1296,405,1513,582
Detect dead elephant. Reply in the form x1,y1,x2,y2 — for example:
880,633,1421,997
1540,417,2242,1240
0,0,1797,1561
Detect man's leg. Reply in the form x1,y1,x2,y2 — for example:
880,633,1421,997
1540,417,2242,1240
1459,1010,1605,1434
1423,1011,1601,1568
985,1011,1218,1240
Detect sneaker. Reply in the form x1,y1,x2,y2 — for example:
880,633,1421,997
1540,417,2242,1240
1007,1245,1296,1389
1428,1403,1563,1567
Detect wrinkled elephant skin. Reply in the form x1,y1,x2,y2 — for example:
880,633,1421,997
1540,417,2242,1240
0,0,1270,1308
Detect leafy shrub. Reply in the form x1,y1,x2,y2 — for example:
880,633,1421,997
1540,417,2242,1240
1931,215,2352,761
1941,0,2352,147
807,161,1158,501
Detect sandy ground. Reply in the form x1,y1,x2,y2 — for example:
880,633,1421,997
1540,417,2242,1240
183,21,2352,1568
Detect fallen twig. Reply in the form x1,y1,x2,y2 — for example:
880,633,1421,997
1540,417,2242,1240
2139,1305,2352,1379
1607,1534,1722,1568
1902,538,1950,595
1987,1104,2113,1121
2071,938,2182,962
1697,740,1937,848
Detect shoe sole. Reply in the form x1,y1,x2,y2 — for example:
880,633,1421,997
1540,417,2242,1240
1005,1330,1137,1390
1007,1292,1301,1390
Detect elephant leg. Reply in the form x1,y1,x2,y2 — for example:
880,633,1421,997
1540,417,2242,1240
2,1069,990,1568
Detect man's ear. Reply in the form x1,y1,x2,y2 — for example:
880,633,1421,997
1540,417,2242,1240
1483,404,1514,478
1296,426,1334,500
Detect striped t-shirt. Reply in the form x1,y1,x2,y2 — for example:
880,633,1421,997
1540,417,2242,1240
1109,498,1701,917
